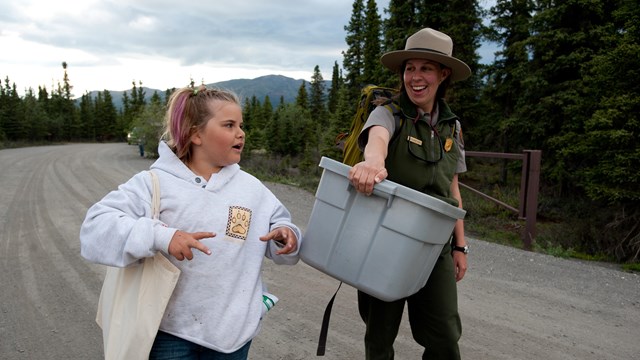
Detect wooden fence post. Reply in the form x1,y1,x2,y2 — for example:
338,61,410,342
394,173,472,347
522,150,542,250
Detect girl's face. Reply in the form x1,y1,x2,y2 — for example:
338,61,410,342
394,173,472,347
190,100,245,174
403,59,450,113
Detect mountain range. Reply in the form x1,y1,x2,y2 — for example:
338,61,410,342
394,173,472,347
84,74,325,109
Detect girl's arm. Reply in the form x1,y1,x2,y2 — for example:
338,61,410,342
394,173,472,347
79,172,176,267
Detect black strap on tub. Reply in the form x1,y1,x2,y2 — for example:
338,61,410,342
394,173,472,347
316,282,343,356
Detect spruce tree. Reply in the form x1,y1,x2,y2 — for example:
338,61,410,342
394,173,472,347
326,85,355,161
100,90,119,140
250,95,261,134
381,0,418,87
309,65,327,126
22,88,48,141
383,0,418,54
2,81,27,140
362,0,383,85
60,62,81,140
241,96,255,152
251,95,273,152
516,0,613,191
242,97,253,133
261,95,273,133
343,0,366,100
295,81,309,109
541,0,639,260
267,104,308,157
0,77,9,140
265,104,281,155
93,92,108,141
572,0,640,206
480,0,534,153
328,61,343,114
308,65,329,164
79,93,96,140
121,80,147,140
37,86,51,140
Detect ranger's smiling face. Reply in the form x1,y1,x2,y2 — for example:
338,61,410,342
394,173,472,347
403,59,450,113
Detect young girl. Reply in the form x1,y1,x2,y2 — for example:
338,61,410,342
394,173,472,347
80,85,301,359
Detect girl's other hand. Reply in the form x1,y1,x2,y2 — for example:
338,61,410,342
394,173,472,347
260,227,298,255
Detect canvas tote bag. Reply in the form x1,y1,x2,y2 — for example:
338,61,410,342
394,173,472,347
95,170,181,360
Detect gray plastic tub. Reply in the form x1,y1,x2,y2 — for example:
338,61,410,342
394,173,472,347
301,157,466,301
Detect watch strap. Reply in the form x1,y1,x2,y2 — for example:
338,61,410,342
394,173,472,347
451,244,469,254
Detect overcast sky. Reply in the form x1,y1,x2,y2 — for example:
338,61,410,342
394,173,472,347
1,0,497,97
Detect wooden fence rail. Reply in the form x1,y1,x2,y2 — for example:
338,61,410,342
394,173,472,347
460,150,542,250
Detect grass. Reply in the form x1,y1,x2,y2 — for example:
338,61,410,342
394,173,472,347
622,263,640,272
241,152,321,192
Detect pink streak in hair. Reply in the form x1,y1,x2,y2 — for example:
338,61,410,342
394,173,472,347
171,92,189,151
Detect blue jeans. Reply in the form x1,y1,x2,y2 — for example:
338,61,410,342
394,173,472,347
149,331,252,360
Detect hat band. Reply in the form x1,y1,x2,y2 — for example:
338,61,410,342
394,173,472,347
407,47,448,56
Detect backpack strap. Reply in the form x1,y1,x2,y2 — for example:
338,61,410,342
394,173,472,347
381,100,404,143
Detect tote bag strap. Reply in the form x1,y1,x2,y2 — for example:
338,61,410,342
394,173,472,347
97,169,181,360
149,170,160,220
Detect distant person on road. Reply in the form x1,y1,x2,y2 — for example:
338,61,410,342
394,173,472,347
348,28,470,359
80,85,302,360
138,135,145,157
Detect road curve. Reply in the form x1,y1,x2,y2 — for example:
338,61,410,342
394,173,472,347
0,143,638,360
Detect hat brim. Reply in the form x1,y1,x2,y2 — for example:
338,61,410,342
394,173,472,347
381,50,471,82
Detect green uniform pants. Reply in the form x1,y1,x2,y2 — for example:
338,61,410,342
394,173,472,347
358,246,461,360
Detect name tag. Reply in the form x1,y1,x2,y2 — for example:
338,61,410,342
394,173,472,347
407,136,422,146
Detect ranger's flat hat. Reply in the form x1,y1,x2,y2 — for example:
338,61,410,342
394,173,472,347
380,28,471,82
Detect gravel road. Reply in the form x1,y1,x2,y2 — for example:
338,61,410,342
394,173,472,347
1,143,638,360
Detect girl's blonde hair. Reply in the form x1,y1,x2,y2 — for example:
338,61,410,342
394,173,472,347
163,85,240,162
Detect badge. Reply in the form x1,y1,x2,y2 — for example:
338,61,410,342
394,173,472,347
444,138,453,152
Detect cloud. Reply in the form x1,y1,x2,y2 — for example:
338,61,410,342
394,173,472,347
0,0,498,95
1,0,361,95
7,0,353,68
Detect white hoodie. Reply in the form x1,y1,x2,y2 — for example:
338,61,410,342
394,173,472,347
80,141,302,353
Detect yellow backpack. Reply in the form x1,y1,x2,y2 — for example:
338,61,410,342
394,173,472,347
339,85,403,166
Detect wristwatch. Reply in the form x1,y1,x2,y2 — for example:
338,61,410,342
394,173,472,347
452,244,469,254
